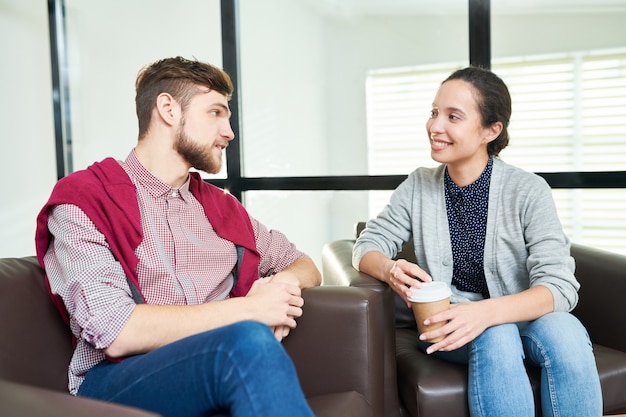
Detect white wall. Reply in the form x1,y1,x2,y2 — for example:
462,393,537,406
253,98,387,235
2,0,625,261
0,0,56,258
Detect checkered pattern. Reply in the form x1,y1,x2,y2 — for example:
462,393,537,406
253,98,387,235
43,150,307,394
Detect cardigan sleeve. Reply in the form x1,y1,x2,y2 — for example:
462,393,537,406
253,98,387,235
489,161,579,312
352,173,415,270
521,177,579,311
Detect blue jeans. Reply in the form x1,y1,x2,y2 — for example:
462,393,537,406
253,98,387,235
78,321,315,417
420,312,602,417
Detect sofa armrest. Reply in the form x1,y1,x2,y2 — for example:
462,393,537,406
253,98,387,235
571,244,626,353
0,379,160,417
283,286,385,417
320,240,402,417
322,239,387,291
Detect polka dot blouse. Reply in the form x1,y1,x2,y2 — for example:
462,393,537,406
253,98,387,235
444,157,493,298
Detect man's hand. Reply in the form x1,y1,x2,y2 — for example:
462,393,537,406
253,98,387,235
263,273,300,341
265,270,300,287
245,277,304,341
273,257,321,289
258,258,320,341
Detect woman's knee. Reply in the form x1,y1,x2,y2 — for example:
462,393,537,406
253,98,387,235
523,312,591,349
470,323,525,366
472,323,523,353
522,312,593,363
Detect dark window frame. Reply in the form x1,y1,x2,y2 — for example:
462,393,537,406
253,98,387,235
49,0,626,198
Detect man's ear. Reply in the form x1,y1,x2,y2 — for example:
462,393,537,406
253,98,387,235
484,121,503,143
155,93,180,127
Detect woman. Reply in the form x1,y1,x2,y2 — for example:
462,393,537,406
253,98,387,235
353,66,602,416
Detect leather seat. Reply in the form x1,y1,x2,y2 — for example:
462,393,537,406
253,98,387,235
0,256,384,417
322,222,626,416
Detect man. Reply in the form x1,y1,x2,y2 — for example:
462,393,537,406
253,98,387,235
35,56,321,417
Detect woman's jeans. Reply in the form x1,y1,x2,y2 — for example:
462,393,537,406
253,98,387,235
419,312,603,417
78,321,315,417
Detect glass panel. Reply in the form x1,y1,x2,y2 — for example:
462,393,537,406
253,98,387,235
553,188,626,256
491,1,626,173
491,1,626,256
492,50,626,173
239,0,468,177
243,190,371,269
366,64,462,175
63,0,224,178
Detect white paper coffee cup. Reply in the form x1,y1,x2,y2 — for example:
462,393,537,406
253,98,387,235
409,281,451,342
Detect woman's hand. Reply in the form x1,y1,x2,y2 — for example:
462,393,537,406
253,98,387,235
418,300,494,354
420,286,555,353
358,251,433,307
388,259,433,307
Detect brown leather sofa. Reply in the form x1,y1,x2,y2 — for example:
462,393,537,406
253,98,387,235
0,256,386,417
322,223,626,417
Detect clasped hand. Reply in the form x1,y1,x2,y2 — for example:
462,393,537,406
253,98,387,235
246,273,303,342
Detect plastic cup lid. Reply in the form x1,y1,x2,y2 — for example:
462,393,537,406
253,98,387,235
408,281,451,302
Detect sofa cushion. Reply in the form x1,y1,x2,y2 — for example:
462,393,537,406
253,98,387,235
593,344,626,412
0,379,160,417
0,257,72,391
396,328,626,416
308,391,375,417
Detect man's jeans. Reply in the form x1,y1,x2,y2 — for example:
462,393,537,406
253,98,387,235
420,312,602,417
78,321,315,417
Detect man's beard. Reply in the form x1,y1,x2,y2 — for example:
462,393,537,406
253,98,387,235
174,123,222,174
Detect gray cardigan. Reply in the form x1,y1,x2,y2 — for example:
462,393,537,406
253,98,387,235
353,158,579,312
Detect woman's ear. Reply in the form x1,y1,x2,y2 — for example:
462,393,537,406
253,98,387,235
484,121,503,143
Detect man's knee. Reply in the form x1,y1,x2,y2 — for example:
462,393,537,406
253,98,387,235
218,320,274,343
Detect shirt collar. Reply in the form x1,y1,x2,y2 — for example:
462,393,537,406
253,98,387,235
445,156,494,200
124,149,191,200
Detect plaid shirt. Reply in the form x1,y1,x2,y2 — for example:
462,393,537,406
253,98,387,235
43,150,307,394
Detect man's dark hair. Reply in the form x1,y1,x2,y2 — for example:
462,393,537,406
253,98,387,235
135,56,234,139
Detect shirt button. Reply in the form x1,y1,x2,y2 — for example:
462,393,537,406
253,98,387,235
172,191,178,197
442,257,451,266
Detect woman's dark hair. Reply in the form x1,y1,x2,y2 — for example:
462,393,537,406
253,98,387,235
135,56,234,139
444,66,511,156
